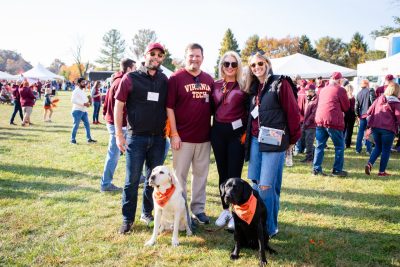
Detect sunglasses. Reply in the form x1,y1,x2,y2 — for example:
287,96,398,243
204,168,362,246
250,62,265,68
223,61,238,68
194,76,201,88
251,50,266,56
149,51,164,58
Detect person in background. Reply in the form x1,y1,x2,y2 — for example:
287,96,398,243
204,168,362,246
355,79,375,154
70,78,97,144
100,58,136,192
19,81,36,126
365,82,400,176
343,83,356,149
43,87,54,122
375,74,394,98
37,80,42,99
294,79,307,156
299,83,318,163
313,72,350,177
9,83,23,125
211,51,248,230
91,80,102,124
244,50,301,237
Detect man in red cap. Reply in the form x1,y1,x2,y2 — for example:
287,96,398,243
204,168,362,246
375,74,394,98
114,42,169,234
312,72,350,176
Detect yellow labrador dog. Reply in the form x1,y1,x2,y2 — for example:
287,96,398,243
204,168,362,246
145,165,192,247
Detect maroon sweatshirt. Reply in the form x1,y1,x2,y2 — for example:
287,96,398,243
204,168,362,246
19,86,36,107
103,71,127,126
368,95,400,134
301,94,318,129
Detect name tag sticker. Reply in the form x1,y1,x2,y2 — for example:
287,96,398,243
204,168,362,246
232,119,243,130
251,106,259,119
147,92,159,102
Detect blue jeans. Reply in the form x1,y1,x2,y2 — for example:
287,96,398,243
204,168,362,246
313,127,345,173
356,118,372,153
295,123,305,153
93,101,101,122
368,128,395,173
71,110,92,141
248,136,285,236
100,124,127,188
122,134,166,223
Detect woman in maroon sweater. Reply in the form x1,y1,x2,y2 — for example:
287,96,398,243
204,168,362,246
19,81,36,126
343,84,356,148
211,51,248,230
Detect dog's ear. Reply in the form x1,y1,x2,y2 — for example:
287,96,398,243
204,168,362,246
220,181,226,197
240,179,252,204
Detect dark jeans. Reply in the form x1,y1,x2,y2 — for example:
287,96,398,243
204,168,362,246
304,128,316,161
122,134,166,223
93,101,101,122
295,123,305,153
313,127,345,173
356,118,372,153
343,110,356,148
10,99,23,123
211,121,245,209
368,128,395,173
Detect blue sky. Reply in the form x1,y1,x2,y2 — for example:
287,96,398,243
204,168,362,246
2,0,399,73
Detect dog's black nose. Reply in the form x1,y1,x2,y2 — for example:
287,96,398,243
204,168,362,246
149,175,155,181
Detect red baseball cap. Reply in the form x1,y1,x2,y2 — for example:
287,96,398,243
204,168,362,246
331,72,343,80
385,74,394,81
145,42,165,54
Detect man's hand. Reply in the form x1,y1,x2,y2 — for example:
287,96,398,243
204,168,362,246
171,135,182,150
116,135,127,153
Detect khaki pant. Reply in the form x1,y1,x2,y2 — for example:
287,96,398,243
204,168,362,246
172,141,210,215
22,106,33,124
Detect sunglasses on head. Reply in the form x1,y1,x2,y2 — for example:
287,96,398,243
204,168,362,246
149,51,164,58
223,61,238,68
250,62,265,68
251,49,266,56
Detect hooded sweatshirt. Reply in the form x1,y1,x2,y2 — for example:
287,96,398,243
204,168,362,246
367,95,400,134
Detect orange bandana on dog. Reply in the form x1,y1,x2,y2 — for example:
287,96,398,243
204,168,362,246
232,193,257,225
154,184,175,207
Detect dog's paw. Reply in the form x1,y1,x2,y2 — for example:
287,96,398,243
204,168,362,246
230,253,239,260
171,238,179,247
144,239,155,246
186,230,193,236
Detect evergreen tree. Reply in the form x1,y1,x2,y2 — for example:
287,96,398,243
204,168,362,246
315,36,348,67
130,29,157,61
365,50,386,61
215,29,240,78
298,35,318,58
97,29,126,71
162,48,175,72
241,35,259,66
347,32,368,69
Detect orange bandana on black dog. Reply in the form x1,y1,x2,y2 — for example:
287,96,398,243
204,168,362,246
232,193,257,225
154,184,175,207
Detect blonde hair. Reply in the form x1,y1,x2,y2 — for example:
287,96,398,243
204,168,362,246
244,52,272,92
218,51,244,89
384,81,400,97
344,84,354,99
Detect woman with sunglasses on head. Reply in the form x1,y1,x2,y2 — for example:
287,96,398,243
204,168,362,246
211,51,248,230
243,50,301,238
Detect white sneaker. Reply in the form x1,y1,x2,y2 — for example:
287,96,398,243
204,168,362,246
215,209,232,227
227,217,235,230
285,152,293,167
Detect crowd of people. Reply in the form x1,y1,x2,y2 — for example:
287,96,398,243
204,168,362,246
2,42,399,239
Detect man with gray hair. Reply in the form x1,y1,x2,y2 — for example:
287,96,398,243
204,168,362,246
312,72,350,177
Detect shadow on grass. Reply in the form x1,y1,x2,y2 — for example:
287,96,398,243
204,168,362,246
0,163,95,179
284,187,400,208
0,145,11,154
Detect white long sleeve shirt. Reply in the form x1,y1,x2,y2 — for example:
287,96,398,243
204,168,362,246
71,88,88,112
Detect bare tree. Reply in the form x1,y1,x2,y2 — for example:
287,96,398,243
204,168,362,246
130,29,157,61
70,36,90,78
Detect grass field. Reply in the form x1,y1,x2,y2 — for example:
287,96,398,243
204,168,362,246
0,91,399,266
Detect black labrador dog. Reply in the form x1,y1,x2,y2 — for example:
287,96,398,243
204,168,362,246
220,178,276,266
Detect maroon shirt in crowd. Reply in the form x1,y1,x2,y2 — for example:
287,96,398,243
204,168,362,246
297,86,307,123
301,94,318,129
167,69,214,143
315,83,350,131
12,85,20,100
103,71,127,126
368,95,400,134
375,85,386,98
19,86,36,107
212,80,247,123
92,87,101,102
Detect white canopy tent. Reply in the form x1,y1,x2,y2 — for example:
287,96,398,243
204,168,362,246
357,53,400,76
22,63,64,80
0,71,16,80
270,53,357,78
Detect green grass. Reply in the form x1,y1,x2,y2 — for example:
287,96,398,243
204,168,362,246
0,91,399,266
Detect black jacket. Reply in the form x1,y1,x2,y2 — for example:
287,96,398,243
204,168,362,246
355,87,376,118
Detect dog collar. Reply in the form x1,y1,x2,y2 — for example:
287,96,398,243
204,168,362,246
154,184,176,207
232,193,257,225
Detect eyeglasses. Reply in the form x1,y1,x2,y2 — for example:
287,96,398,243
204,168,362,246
251,50,266,56
223,61,238,68
149,51,164,58
250,62,265,68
